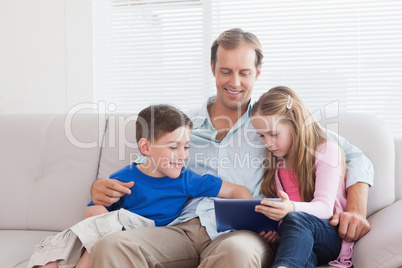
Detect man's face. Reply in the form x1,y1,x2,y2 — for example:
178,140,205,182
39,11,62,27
211,43,261,111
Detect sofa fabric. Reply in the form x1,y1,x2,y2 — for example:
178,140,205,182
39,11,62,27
0,113,401,268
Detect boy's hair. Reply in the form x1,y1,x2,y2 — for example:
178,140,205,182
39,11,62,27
136,104,193,144
251,86,330,202
211,28,263,71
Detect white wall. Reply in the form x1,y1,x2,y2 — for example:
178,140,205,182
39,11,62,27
0,0,93,114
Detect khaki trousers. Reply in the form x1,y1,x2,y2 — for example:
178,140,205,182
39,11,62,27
90,218,274,268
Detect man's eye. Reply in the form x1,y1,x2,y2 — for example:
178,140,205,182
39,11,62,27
184,146,190,150
170,147,177,150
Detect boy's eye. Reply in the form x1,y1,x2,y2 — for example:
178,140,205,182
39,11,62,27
170,147,177,150
184,146,190,150
271,133,278,137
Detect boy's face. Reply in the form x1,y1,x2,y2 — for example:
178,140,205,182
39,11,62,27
147,126,191,178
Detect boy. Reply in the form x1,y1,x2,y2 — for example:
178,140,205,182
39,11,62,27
28,104,252,268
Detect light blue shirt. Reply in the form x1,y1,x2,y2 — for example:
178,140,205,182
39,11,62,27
169,96,374,239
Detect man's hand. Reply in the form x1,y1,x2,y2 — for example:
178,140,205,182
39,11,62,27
330,182,371,242
330,211,370,242
90,178,134,207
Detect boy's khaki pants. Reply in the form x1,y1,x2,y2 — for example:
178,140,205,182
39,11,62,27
90,218,274,268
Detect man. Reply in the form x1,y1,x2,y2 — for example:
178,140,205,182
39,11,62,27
89,28,373,267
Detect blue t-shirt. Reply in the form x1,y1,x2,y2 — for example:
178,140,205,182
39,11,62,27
89,163,222,226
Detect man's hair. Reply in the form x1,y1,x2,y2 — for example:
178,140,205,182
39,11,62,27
211,28,263,70
136,104,193,144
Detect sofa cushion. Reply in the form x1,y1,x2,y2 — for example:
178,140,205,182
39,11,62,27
97,114,140,179
0,114,105,231
0,230,55,268
323,113,395,216
353,199,402,268
395,138,402,200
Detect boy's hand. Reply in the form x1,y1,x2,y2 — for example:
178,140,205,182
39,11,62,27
90,179,134,207
255,190,294,221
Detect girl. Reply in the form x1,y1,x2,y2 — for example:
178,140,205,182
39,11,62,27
251,86,353,268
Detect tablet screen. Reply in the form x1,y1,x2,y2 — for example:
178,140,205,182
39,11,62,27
214,198,281,233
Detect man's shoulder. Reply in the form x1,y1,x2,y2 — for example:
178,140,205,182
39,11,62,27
183,108,202,118
183,95,215,119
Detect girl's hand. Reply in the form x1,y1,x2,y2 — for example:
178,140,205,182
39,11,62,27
258,231,279,246
255,190,294,221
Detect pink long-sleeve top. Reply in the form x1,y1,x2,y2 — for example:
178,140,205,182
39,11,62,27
274,141,354,267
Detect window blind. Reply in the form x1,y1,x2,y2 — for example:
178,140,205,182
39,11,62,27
93,0,402,137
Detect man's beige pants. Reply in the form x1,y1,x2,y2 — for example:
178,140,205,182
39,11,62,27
90,218,274,268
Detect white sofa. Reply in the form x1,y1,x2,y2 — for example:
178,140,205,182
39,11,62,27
1,113,401,268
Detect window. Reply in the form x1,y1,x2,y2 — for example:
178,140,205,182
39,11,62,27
93,0,402,136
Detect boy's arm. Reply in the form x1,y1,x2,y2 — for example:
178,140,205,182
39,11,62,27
217,181,253,199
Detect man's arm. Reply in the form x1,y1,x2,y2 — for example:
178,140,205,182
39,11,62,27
90,179,134,207
330,182,371,242
326,129,373,241
327,129,374,188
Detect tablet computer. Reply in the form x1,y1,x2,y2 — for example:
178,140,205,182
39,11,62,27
214,198,281,233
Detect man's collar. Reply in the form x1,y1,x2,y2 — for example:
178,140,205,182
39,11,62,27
191,95,256,129
191,96,216,129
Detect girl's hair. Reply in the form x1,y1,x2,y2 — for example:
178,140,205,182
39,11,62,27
250,86,328,201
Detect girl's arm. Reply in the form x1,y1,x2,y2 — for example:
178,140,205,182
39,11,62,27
255,142,343,221
292,141,344,219
217,181,253,199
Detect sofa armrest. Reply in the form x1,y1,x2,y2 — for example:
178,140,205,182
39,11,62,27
353,199,402,268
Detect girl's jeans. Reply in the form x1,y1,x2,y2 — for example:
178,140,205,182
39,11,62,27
273,211,342,268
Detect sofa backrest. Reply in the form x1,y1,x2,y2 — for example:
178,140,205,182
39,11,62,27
0,114,105,231
0,112,395,232
395,138,402,200
322,112,395,216
97,114,140,180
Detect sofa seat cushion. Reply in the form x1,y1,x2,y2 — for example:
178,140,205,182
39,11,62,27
353,199,402,267
0,230,55,268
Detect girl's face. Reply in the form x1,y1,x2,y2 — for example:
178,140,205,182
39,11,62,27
251,114,293,158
